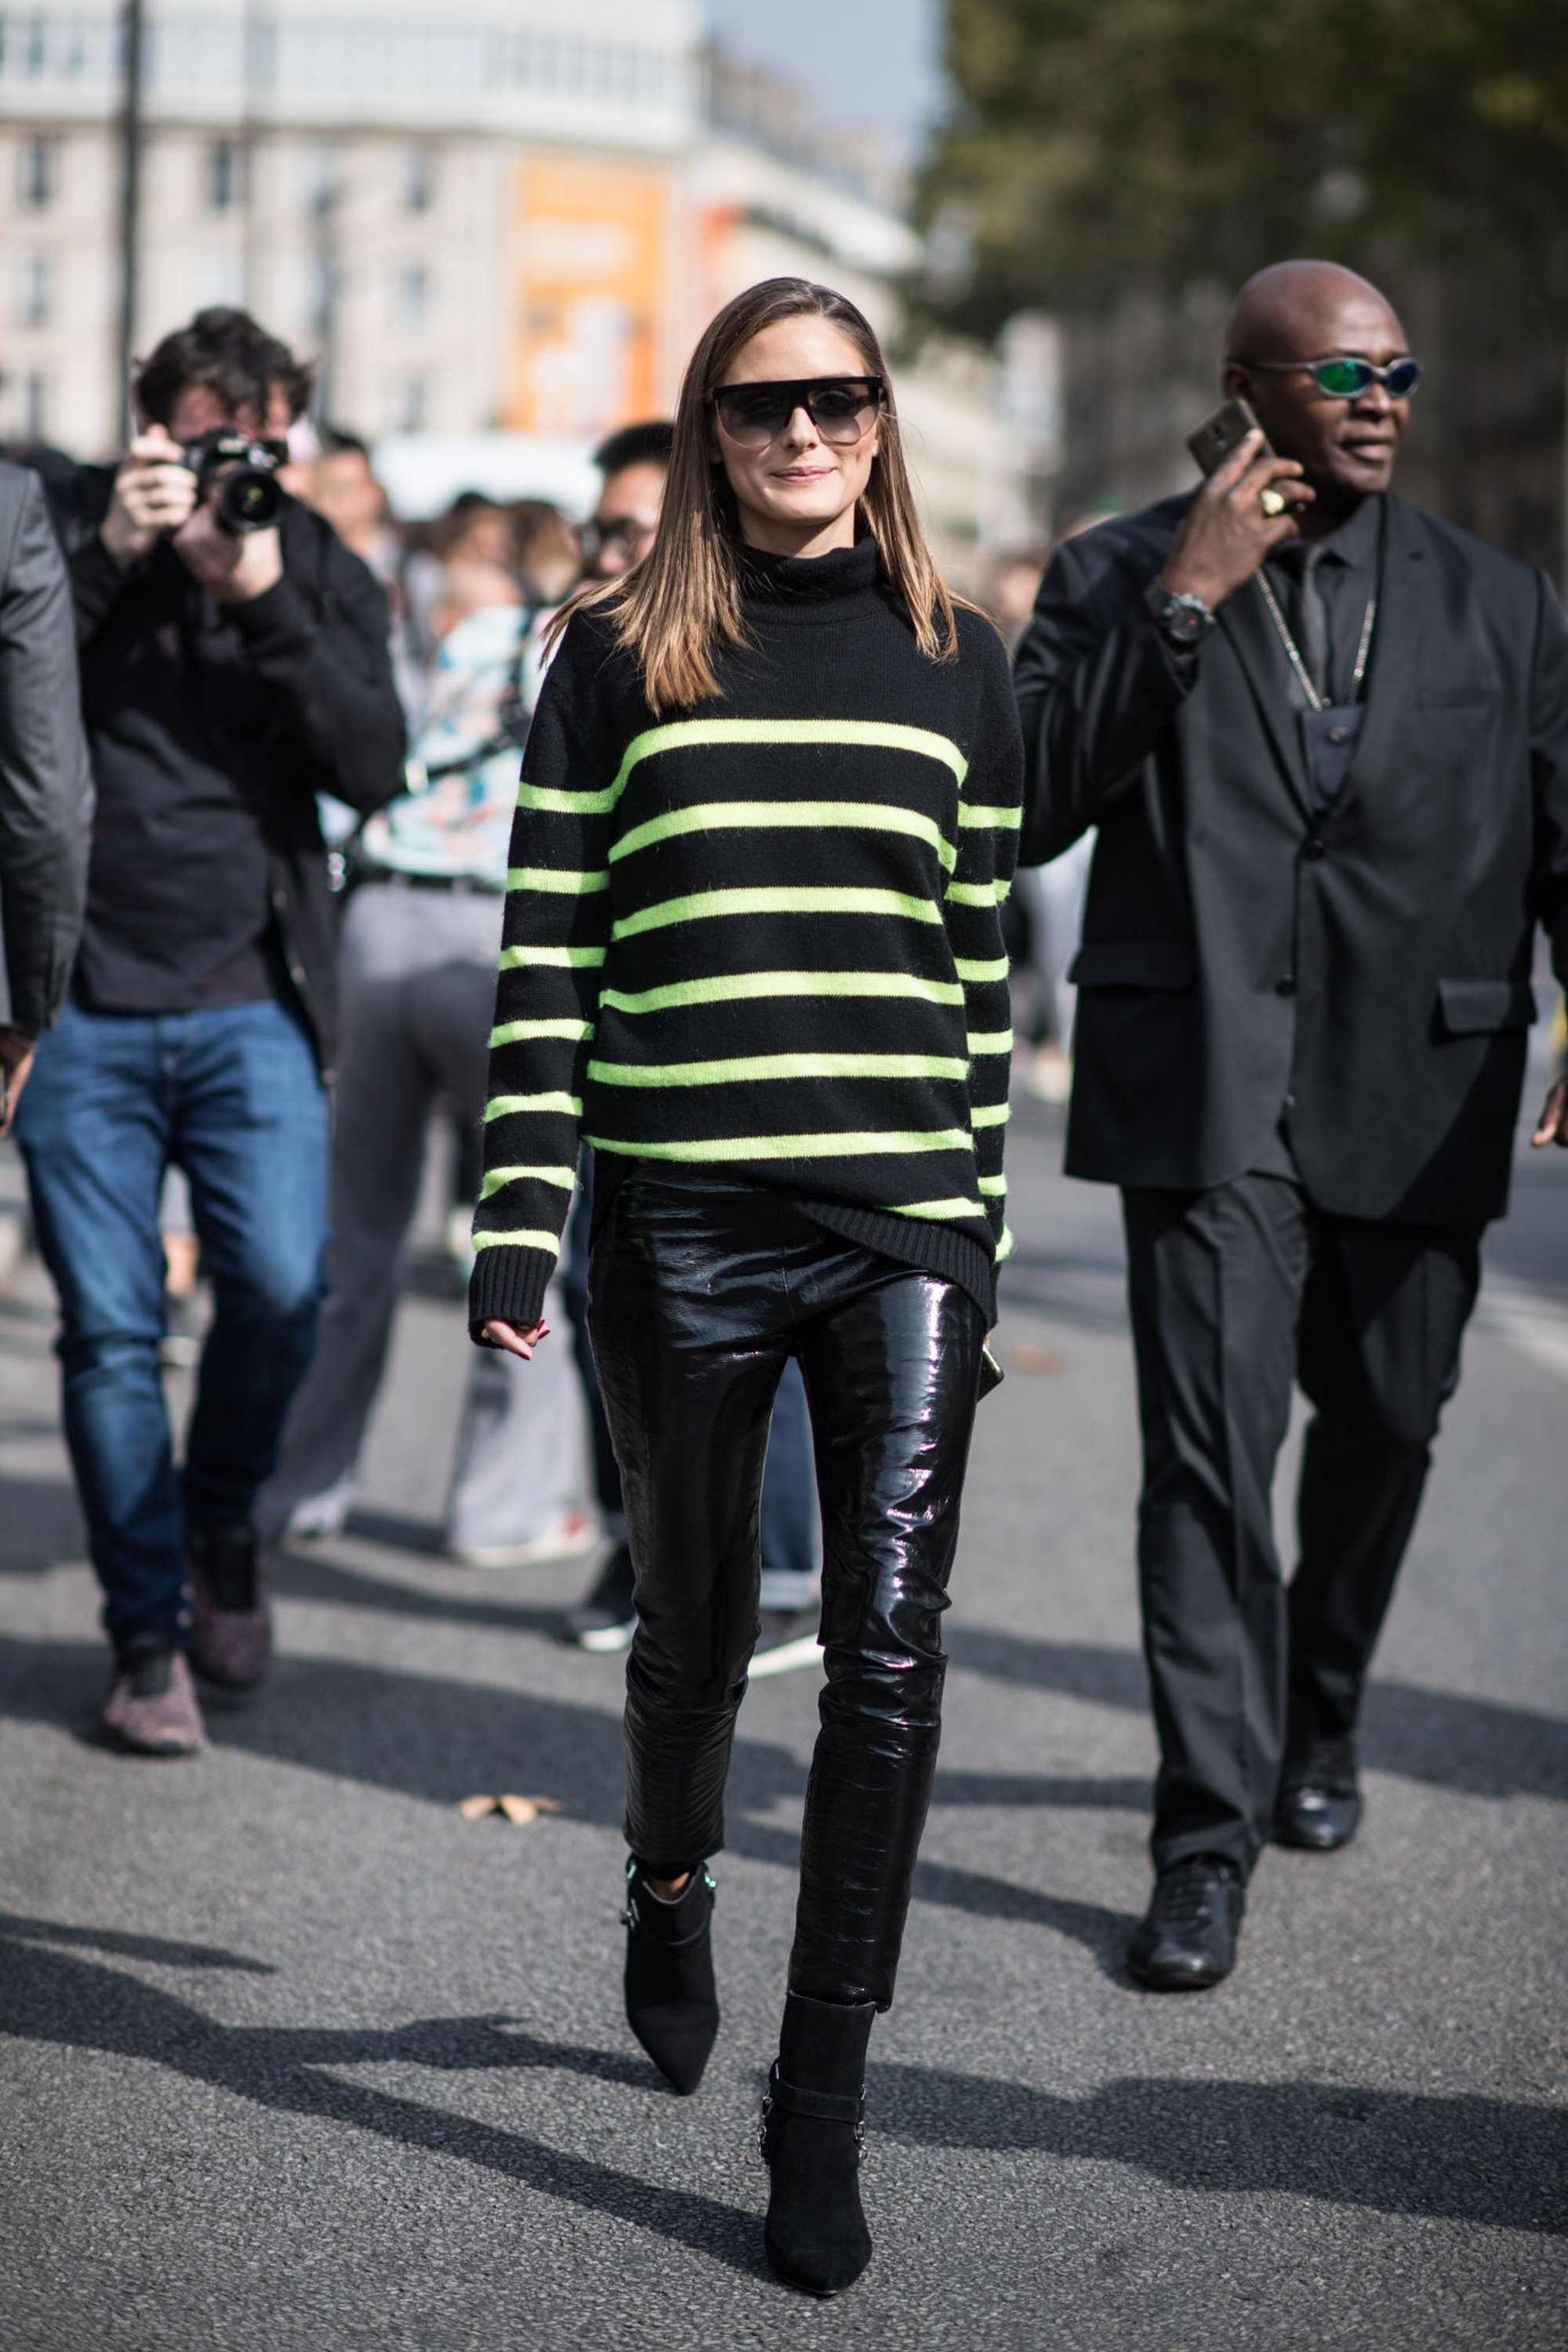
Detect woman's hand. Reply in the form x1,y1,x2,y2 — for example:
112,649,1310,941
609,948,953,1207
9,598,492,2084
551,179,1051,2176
0,1026,36,1135
481,1317,550,1359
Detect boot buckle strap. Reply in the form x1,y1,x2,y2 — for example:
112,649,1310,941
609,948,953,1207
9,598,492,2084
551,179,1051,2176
757,2086,866,2164
768,2075,866,2126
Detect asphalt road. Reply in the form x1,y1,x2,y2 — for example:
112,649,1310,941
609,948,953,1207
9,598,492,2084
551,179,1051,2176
1,1087,1565,2351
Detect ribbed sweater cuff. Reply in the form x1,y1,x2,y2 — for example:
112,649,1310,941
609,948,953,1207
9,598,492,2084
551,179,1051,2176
467,1246,554,1345
800,1201,996,1327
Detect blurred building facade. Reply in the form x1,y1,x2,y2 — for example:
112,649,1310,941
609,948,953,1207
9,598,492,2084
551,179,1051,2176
0,0,1054,577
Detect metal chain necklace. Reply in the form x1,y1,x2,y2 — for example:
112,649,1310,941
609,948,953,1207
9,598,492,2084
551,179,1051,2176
1254,570,1376,712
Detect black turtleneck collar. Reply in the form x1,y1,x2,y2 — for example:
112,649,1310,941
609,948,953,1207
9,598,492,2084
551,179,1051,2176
737,535,881,605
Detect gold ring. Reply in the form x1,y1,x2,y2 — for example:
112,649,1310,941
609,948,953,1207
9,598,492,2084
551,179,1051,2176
1259,488,1287,517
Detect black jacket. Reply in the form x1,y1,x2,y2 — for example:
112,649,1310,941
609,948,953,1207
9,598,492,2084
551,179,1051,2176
1014,492,1568,1226
48,466,405,1069
0,462,93,1033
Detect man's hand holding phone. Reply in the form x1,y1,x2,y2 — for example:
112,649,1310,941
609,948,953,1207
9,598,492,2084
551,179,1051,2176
1161,429,1312,612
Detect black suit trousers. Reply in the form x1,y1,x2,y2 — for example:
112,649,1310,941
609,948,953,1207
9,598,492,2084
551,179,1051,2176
1121,1174,1481,1875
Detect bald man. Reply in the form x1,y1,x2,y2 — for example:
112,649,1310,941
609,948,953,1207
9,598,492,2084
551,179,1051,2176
1014,261,1568,1989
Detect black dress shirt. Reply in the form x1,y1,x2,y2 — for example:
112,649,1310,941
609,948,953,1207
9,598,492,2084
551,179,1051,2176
1264,492,1383,706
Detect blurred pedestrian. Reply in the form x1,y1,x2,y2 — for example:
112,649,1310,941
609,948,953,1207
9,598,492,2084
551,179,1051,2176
474,278,1022,2296
260,481,597,1567
0,452,93,1134
510,500,583,610
982,544,1047,657
577,422,670,579
1014,260,1568,1991
557,421,824,1664
19,308,404,1755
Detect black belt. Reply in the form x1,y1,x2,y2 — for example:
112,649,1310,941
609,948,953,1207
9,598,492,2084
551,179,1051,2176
360,867,505,896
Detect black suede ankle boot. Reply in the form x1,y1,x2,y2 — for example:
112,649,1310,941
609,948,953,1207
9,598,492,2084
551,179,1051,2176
621,1859,719,2095
760,1991,877,2296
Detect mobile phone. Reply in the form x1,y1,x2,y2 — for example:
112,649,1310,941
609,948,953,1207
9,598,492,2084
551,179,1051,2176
1186,396,1272,477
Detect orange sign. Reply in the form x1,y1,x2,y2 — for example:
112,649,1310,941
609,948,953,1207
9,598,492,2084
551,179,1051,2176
507,159,670,437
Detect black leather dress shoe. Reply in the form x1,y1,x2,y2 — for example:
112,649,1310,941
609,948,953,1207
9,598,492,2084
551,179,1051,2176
1128,1856,1244,1991
1274,1778,1363,1851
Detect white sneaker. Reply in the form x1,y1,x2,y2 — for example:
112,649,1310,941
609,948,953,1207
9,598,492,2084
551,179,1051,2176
449,1510,601,1571
284,1481,357,1541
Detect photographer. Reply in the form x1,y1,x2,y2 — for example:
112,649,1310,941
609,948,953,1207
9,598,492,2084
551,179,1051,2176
16,308,405,1756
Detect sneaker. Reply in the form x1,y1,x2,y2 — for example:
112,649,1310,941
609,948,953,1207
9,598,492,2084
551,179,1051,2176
158,1289,202,1371
279,1478,357,1542
561,1541,637,1652
187,1524,272,1689
750,1573,823,1679
449,1510,600,1571
103,1642,205,1756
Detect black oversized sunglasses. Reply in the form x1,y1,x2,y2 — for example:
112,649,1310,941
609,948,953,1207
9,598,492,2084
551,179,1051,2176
709,376,885,449
1240,355,1422,400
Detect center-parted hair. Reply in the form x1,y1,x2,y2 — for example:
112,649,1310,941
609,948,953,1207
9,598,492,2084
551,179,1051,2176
562,278,960,713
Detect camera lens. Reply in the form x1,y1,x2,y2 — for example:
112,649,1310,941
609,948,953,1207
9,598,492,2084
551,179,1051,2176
216,465,283,535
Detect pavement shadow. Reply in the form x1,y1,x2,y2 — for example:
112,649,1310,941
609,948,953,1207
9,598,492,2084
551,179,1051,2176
996,1243,1129,1332
0,1633,808,1839
0,1913,277,1972
932,1769,1149,1813
0,1920,764,2278
726,1816,1138,1980
269,1544,566,1639
946,1627,1568,1803
948,1626,1149,1711
0,1633,1142,1983
0,1472,84,1573
0,1632,637,1818
870,2061,1568,2236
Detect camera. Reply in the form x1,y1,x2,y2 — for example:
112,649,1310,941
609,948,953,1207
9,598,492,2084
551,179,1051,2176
179,429,287,535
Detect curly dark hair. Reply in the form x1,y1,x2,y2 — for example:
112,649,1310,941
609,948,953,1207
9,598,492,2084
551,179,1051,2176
135,308,314,431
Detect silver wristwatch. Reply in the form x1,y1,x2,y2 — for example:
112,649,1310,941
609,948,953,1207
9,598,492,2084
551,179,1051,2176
1145,581,1215,652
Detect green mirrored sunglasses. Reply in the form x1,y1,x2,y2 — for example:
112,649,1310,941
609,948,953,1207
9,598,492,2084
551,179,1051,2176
1241,356,1422,400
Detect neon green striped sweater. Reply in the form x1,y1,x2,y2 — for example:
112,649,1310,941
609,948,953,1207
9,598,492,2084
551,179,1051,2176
469,538,1024,1335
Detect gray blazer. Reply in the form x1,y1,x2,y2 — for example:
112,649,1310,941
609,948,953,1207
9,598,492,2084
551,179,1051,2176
0,459,93,1032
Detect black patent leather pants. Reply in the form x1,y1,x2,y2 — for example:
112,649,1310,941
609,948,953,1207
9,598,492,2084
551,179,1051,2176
588,1175,985,2012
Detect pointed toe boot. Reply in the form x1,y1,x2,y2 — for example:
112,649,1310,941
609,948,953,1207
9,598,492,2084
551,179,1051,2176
622,1859,719,2095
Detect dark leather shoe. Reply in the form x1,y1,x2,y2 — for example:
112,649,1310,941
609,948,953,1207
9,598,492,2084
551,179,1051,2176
1129,1856,1244,1991
1275,1778,1363,1851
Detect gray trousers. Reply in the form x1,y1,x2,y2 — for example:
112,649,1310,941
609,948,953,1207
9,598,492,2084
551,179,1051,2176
1122,1171,1482,1878
261,881,589,1548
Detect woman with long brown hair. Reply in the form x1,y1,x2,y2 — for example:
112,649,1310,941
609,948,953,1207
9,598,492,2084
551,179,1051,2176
471,278,1022,2295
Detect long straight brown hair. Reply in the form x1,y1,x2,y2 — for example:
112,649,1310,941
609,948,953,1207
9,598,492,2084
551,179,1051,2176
556,278,961,713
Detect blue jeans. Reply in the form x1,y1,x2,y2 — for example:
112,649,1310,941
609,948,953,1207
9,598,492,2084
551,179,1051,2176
16,999,328,1650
